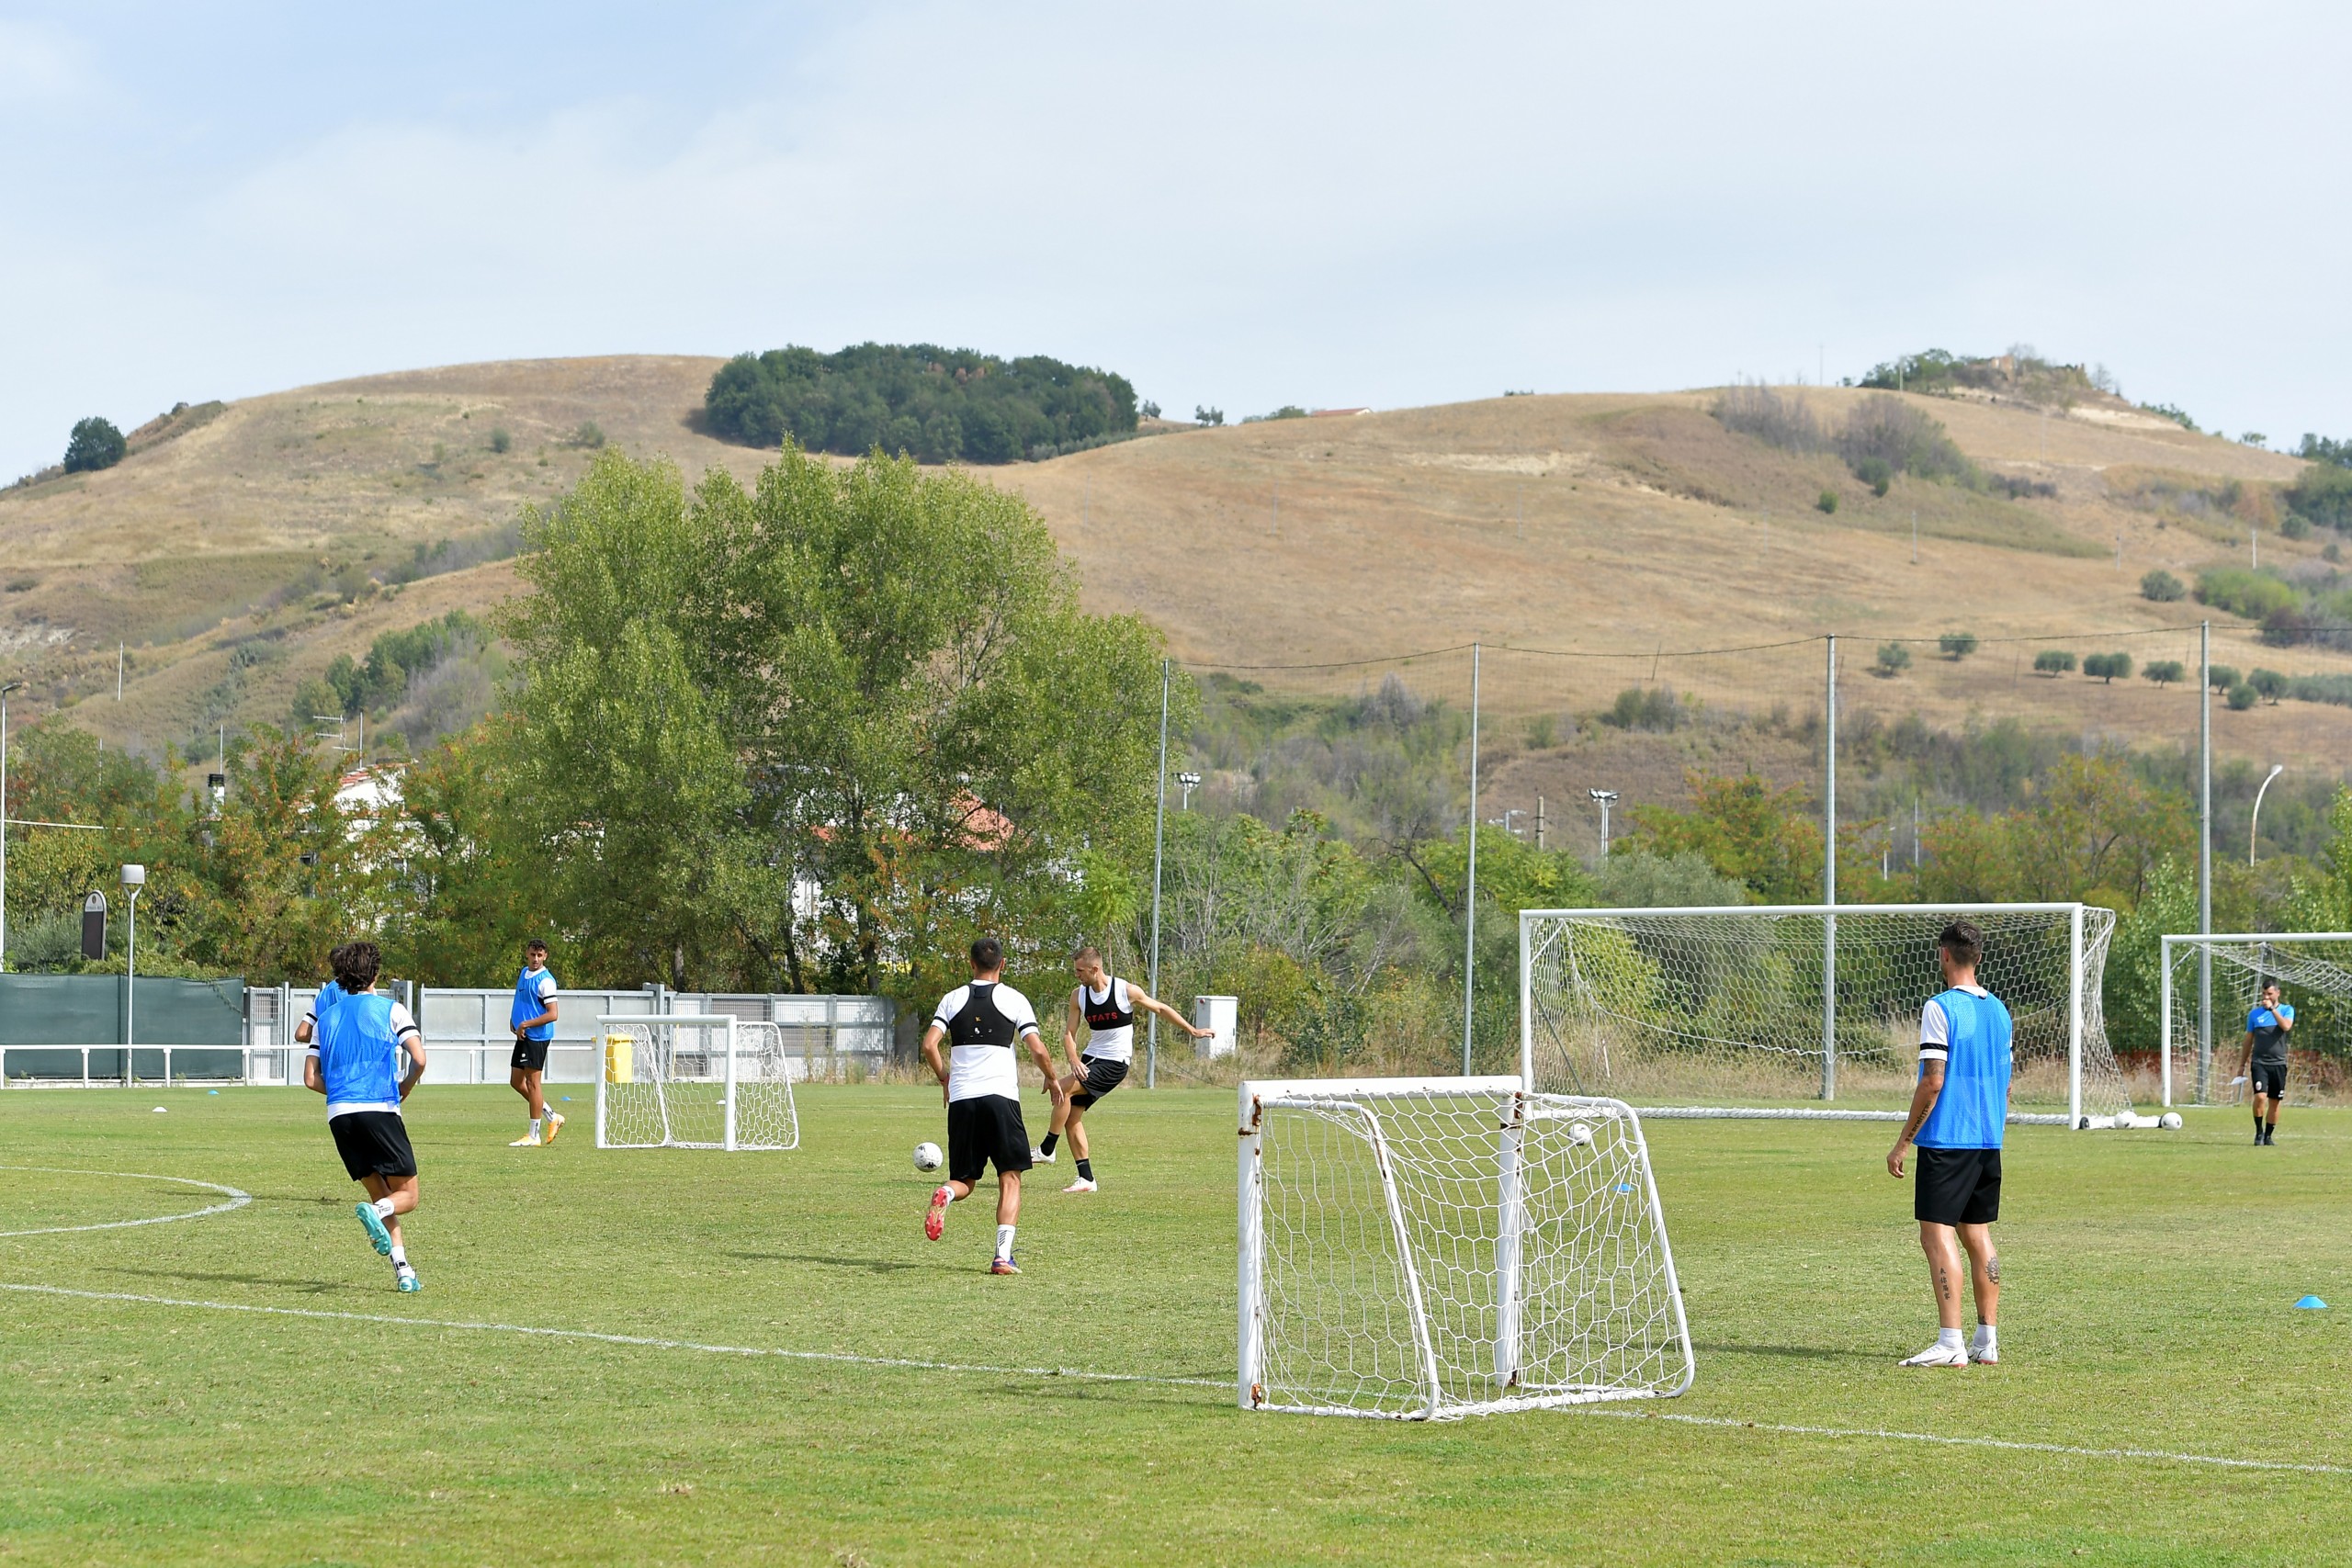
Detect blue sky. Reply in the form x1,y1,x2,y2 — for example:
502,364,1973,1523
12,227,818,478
2,2,2346,479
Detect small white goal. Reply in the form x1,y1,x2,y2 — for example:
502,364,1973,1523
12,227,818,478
595,1014,799,1151
1237,1076,1692,1419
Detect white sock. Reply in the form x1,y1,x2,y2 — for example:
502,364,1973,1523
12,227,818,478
995,1224,1015,1261
1937,1327,1964,1352
529,1117,543,1135
390,1245,408,1267
1972,1325,1997,1352
938,1185,957,1203
372,1197,397,1218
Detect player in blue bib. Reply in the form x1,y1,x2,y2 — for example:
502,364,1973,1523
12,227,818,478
506,939,564,1146
2235,982,2294,1145
301,941,427,1292
1887,919,2012,1368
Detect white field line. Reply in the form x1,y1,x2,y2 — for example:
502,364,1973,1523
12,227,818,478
0,1165,253,1236
4,1168,2345,1478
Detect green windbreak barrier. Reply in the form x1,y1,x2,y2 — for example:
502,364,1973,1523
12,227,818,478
0,975,245,1080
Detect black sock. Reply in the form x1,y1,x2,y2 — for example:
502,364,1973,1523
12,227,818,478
1039,1133,1058,1156
1076,1157,1093,1181
2266,1120,2277,1137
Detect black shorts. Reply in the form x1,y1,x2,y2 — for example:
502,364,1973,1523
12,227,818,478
1915,1145,2001,1227
1070,1055,1129,1109
512,1036,550,1073
329,1111,418,1182
2250,1060,2288,1100
946,1095,1033,1185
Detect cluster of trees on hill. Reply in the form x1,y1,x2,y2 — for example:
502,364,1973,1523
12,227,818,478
1857,346,2111,401
703,343,1139,465
1713,385,2002,500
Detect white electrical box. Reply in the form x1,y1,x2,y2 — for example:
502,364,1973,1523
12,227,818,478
1194,995,1238,1059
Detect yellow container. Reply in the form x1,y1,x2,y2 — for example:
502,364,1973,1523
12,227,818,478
604,1034,634,1084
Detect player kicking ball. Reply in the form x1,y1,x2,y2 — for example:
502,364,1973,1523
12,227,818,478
1034,945,1211,1192
2236,982,2293,1145
507,939,564,1147
920,936,1058,1274
301,941,427,1292
1886,919,2010,1368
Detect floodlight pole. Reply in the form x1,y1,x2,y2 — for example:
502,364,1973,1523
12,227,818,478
1822,636,1838,1100
2251,764,2285,864
1463,642,1482,1075
1146,659,1170,1090
2198,621,2212,1100
121,864,145,1088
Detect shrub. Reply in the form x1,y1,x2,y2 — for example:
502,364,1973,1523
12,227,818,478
1854,456,1893,496
1871,642,1910,676
1816,489,1838,514
1713,384,1825,452
1838,395,1973,487
1243,405,1309,423
2281,513,2312,540
1600,686,1689,732
2227,682,2259,710
2208,664,2241,692
1939,631,1978,660
2285,462,2352,529
2143,660,2186,686
489,427,512,454
2251,668,2289,704
63,417,127,473
2082,651,2132,683
2140,569,2185,602
2195,567,2299,622
567,421,606,450
1524,714,1557,749
2032,649,2077,676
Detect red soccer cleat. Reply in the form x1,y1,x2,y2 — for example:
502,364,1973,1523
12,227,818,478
924,1184,951,1242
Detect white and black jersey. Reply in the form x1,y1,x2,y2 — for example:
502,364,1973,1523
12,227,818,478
1076,976,1137,1065
931,980,1042,1102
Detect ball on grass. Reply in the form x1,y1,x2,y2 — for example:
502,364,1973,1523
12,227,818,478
913,1141,944,1172
2160,1111,2184,1130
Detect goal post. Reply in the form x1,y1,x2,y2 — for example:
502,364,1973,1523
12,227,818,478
1521,902,2135,1127
595,1014,800,1151
1237,1076,1692,1419
2160,933,2352,1107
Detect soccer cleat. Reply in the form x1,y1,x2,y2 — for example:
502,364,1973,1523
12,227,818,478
1970,1343,1999,1365
1898,1343,1970,1368
542,1111,566,1145
394,1265,422,1293
1030,1147,1056,1163
1062,1177,1098,1193
924,1185,952,1242
356,1202,393,1256
989,1255,1021,1275
509,1130,543,1147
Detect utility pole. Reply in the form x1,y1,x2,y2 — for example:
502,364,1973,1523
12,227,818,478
2198,620,2212,1099
1823,635,1838,1102
1534,792,1546,851
1146,660,1170,1089
1462,643,1481,1075
118,644,125,700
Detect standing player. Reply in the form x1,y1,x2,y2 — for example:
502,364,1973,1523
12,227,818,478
921,936,1058,1274
1885,919,2011,1368
2235,981,2294,1145
1033,946,1212,1192
301,941,427,1292
507,939,563,1147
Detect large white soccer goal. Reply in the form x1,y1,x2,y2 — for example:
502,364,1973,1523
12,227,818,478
1237,1077,1692,1420
595,1014,799,1151
1522,903,2136,1127
2162,933,2352,1107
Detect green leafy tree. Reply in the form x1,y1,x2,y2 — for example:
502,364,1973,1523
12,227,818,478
1939,632,1978,660
1630,773,1821,902
2228,682,2259,710
2208,664,2241,693
2140,569,2185,603
2143,660,2186,686
1874,641,1910,676
2082,651,2132,683
2033,649,2076,675
63,417,127,473
2250,668,2289,704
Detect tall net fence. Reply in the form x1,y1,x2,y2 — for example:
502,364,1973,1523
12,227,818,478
1240,1079,1690,1419
1525,904,2131,1121
2165,936,2352,1107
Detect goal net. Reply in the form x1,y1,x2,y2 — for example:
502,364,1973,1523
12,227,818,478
2163,933,2352,1107
595,1015,799,1151
1238,1077,1691,1420
1523,903,2132,1126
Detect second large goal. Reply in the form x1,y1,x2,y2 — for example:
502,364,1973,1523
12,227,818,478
1521,903,2134,1126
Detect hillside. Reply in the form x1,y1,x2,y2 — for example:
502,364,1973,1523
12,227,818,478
1,355,2340,782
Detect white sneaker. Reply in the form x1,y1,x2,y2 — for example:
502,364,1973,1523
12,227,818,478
1970,1338,1999,1365
1062,1177,1098,1193
1899,1343,1970,1368
1030,1147,1057,1163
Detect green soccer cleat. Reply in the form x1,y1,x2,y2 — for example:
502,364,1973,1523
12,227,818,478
356,1202,393,1256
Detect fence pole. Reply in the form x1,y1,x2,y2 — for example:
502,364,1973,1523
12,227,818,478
2198,620,2212,1100
1147,659,1170,1089
1822,635,1838,1101
1464,642,1481,1075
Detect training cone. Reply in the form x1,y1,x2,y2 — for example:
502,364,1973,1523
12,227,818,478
2294,1296,2328,1310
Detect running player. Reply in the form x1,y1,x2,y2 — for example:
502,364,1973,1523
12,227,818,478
1886,919,2010,1368
290,942,355,1049
301,941,426,1292
1034,946,1212,1192
920,936,1058,1274
2235,981,2294,1145
507,939,563,1147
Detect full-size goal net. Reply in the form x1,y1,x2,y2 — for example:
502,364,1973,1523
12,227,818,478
596,1014,799,1151
2162,933,2352,1107
1237,1077,1692,1419
1522,903,2133,1126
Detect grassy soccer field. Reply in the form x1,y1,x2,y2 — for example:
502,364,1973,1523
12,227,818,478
4,1085,2351,1566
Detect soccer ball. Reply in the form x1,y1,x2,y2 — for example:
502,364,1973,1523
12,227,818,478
2160,1111,2184,1131
1567,1122,1595,1145
912,1141,944,1172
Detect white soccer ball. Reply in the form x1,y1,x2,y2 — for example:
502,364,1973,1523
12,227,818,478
2160,1111,2184,1131
912,1141,944,1172
1567,1122,1595,1145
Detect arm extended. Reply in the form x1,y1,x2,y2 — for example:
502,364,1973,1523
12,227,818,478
1131,987,1212,1040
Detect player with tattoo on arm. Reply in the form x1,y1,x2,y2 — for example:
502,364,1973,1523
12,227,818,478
1886,919,2010,1368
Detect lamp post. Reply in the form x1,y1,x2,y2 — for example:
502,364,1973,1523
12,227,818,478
1589,789,1619,853
120,863,145,1087
2251,763,2285,865
0,680,21,972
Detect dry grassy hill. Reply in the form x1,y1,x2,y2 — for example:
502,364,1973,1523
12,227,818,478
2,355,2337,781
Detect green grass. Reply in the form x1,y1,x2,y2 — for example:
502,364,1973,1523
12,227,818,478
4,1086,2351,1565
